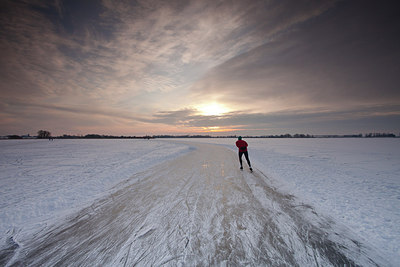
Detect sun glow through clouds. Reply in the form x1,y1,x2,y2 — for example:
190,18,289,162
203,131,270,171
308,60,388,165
197,103,229,116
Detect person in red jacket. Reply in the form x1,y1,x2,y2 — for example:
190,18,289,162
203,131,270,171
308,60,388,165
235,136,252,172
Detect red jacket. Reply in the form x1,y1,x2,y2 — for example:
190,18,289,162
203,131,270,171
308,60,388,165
236,140,248,152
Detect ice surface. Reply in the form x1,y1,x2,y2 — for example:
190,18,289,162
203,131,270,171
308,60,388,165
1,142,388,266
182,138,400,265
0,138,399,265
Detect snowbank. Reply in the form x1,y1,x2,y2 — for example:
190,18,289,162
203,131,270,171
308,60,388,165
0,139,191,238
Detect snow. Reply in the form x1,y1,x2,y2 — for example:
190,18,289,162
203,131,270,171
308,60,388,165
0,138,399,265
181,138,400,265
0,139,191,238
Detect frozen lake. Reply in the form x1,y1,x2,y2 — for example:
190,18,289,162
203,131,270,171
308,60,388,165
0,138,399,265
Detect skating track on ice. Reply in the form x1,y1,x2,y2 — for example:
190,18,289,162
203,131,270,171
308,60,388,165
2,142,387,266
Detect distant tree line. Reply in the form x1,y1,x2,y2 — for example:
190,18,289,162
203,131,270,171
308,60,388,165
153,135,212,138
59,134,155,139
1,131,398,139
6,135,23,139
365,133,396,138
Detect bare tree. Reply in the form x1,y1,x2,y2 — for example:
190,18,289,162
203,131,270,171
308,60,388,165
37,130,51,139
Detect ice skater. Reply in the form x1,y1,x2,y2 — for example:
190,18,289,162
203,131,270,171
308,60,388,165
235,136,252,172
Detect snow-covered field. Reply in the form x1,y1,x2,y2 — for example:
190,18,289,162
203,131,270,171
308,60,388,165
0,138,399,265
181,138,400,265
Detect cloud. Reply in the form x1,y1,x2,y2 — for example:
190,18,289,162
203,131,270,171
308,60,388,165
146,104,400,135
98,0,338,93
0,0,399,135
190,0,400,113
0,0,338,104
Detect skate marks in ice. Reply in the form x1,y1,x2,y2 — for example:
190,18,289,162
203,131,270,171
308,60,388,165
3,143,387,266
241,170,387,266
0,236,19,266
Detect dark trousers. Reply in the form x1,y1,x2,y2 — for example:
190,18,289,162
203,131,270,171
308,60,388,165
239,151,251,167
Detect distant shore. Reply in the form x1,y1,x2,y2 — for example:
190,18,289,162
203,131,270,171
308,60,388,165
1,132,398,140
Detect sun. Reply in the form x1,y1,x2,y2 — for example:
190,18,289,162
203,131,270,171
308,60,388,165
197,102,229,116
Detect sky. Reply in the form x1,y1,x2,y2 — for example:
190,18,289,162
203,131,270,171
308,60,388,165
1,0,399,136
